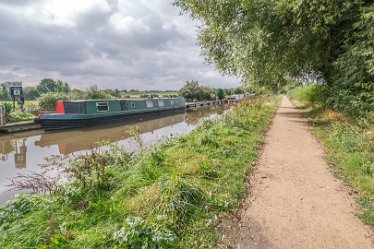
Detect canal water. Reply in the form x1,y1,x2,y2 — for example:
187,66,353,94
0,106,226,205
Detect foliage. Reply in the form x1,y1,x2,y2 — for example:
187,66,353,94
233,87,244,94
0,83,10,100
175,0,363,85
63,148,114,190
288,85,328,106
215,88,225,100
0,102,13,116
37,92,67,111
178,80,214,101
113,217,177,248
289,85,373,124
0,102,36,122
0,194,41,231
103,89,121,98
85,85,113,99
175,0,373,118
0,97,280,248
23,86,40,100
328,4,374,123
7,111,35,123
36,79,71,94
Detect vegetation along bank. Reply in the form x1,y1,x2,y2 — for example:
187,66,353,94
289,85,374,227
0,96,280,248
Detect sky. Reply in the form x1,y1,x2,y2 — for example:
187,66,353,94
0,0,240,90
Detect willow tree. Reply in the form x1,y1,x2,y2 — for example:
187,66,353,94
175,0,372,87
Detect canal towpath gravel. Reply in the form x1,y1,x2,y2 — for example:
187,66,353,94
231,96,374,248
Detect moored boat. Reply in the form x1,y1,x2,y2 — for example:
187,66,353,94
35,98,186,131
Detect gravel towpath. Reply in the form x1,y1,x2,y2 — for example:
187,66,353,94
235,96,373,249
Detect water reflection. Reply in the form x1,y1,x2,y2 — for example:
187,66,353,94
0,138,29,168
0,106,226,204
35,113,186,155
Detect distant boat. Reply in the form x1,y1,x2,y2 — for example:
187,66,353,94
35,98,186,131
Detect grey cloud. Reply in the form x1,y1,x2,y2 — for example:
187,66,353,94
0,0,39,6
0,1,239,89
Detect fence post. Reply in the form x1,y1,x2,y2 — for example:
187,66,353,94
0,104,6,126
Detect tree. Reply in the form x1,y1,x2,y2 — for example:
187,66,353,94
85,85,109,99
179,80,215,101
36,78,71,94
0,82,10,100
175,1,370,86
23,86,39,100
216,88,225,100
179,80,204,101
175,0,374,119
233,87,244,94
37,92,67,111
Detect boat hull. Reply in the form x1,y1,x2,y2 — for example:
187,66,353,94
37,107,186,131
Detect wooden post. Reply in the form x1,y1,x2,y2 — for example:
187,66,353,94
0,104,6,126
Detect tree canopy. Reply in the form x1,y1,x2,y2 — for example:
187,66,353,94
36,78,71,94
178,80,214,101
175,0,373,120
175,0,373,87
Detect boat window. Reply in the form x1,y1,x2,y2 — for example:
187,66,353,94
131,102,136,108
120,100,128,111
158,100,165,107
64,101,85,114
146,100,154,108
96,102,109,112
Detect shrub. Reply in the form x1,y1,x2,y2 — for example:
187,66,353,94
7,111,35,122
0,102,13,116
289,84,373,124
37,92,67,111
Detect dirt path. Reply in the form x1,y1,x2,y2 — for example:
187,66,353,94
234,96,373,249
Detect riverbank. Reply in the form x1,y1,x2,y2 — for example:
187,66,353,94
288,88,374,227
0,96,280,248
0,120,40,133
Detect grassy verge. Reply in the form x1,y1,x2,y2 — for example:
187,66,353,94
0,96,280,248
0,101,37,123
289,87,374,226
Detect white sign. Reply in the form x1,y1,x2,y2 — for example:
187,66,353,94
13,88,21,96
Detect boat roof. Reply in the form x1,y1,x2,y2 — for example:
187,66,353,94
62,97,183,102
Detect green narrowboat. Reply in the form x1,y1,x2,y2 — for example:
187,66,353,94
35,98,186,131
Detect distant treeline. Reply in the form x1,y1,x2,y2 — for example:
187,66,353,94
0,79,123,101
178,80,246,102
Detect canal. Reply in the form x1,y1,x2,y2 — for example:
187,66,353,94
0,106,226,204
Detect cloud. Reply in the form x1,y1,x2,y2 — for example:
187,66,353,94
0,0,239,90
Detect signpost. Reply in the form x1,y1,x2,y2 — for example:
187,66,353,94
9,81,24,112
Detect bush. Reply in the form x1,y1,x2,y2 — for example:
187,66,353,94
37,92,67,111
289,84,373,124
0,102,13,116
7,111,35,123
288,85,328,106
327,83,374,124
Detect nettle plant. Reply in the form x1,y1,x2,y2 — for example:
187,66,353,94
113,216,177,248
7,142,132,197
